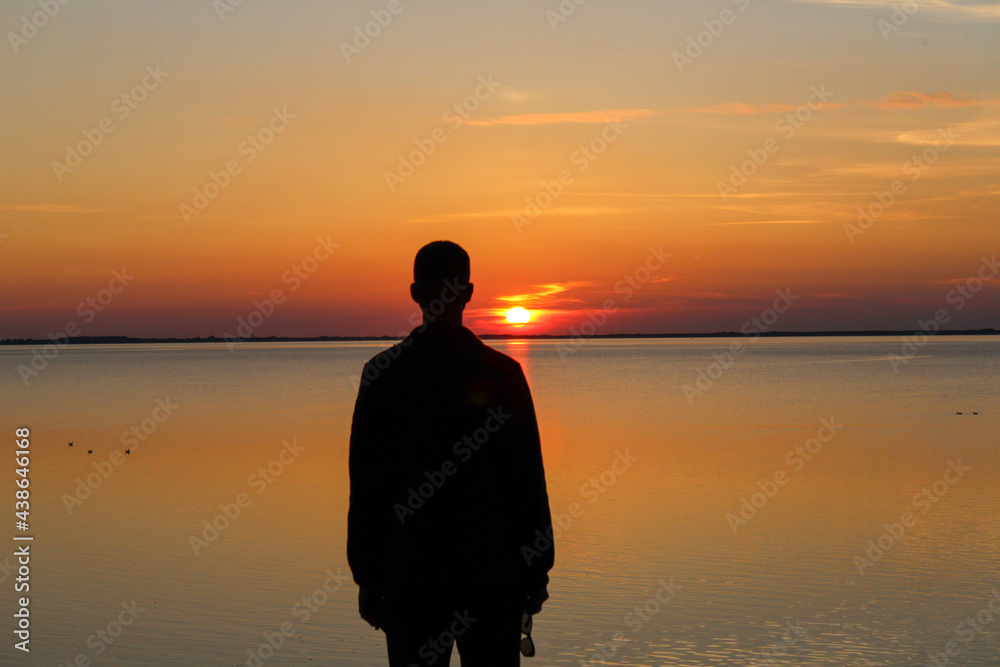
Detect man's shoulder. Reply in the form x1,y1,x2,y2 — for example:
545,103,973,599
474,342,523,376
358,340,409,386
359,329,524,387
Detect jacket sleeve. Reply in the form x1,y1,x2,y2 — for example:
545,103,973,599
513,366,554,591
346,365,391,592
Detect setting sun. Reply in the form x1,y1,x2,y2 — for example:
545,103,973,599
505,307,530,325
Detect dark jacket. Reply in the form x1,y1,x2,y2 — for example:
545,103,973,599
347,324,554,598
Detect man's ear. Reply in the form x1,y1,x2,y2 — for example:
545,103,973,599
410,283,421,304
461,283,474,304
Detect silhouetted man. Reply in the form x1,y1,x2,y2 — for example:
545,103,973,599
348,241,554,666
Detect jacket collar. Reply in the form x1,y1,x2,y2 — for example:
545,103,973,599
407,322,478,340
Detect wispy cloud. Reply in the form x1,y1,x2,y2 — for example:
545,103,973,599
496,281,596,306
406,207,628,223
465,92,999,130
870,91,1000,110
897,118,1000,146
467,281,602,323
677,102,847,115
144,213,222,222
703,219,830,225
933,275,1000,286
496,88,534,102
672,92,1000,115
784,0,1000,22
466,109,656,126
799,159,992,179
0,204,118,214
220,115,263,125
0,301,80,312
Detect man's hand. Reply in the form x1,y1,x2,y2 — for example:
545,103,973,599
525,587,549,615
359,588,384,630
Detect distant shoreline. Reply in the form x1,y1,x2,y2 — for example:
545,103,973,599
2,330,998,345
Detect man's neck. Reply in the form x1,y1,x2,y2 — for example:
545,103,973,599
420,313,464,330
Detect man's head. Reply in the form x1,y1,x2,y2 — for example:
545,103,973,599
410,241,474,318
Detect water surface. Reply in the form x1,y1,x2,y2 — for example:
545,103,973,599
1,336,997,665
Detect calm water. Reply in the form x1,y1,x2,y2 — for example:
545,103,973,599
1,337,998,665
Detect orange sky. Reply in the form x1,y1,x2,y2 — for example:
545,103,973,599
1,0,998,338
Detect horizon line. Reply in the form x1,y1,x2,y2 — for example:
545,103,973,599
2,329,999,345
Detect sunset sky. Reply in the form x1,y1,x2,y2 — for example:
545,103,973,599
2,0,998,338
